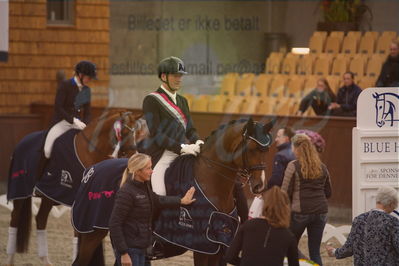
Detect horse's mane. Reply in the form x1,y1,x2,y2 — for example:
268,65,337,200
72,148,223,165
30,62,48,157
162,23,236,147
204,118,248,144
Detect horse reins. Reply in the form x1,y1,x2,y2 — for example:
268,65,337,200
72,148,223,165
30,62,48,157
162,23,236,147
200,128,268,185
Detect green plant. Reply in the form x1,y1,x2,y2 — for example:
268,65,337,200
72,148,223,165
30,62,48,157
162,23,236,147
321,0,372,23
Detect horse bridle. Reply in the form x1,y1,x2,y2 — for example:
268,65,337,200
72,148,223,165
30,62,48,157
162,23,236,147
201,128,271,185
111,112,139,157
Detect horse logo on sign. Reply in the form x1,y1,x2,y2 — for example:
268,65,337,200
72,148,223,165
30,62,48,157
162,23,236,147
373,92,399,127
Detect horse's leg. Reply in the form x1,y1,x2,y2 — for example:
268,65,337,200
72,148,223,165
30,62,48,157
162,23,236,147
72,230,79,262
194,251,224,266
35,197,54,266
73,229,108,266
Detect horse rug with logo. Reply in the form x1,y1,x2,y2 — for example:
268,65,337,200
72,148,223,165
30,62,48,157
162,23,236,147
72,158,128,233
34,129,85,206
153,155,239,255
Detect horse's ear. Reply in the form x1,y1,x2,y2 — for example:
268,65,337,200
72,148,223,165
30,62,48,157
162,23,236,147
372,92,378,99
246,117,255,135
263,118,276,134
135,113,143,119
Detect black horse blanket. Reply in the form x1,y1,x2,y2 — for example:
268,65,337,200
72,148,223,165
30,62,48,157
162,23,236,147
7,131,46,201
72,158,128,233
7,129,84,206
154,155,239,254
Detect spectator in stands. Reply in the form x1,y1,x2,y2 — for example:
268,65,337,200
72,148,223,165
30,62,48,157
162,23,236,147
328,72,362,117
109,153,196,266
376,40,399,87
281,134,332,266
297,78,336,116
326,186,399,265
224,186,299,266
267,127,295,189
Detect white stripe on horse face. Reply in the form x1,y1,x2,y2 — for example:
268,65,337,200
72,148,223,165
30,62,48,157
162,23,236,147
261,170,265,184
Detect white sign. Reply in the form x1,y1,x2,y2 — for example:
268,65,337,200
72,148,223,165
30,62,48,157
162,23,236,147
353,87,399,218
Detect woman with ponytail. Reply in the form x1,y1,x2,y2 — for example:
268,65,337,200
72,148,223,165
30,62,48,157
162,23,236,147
109,153,196,266
281,134,332,266
225,186,299,266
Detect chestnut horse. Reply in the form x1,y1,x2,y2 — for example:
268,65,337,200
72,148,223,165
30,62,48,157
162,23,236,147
6,110,147,265
72,118,274,266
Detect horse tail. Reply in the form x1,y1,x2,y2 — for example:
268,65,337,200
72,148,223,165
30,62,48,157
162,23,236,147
16,197,32,253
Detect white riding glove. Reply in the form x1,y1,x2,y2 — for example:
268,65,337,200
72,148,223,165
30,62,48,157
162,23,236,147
72,117,86,130
180,140,204,156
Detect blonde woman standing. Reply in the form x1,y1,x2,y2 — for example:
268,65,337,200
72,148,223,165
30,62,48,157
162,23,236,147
281,134,332,266
109,153,196,266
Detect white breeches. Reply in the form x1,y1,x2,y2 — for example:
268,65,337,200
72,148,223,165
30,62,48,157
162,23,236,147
44,120,73,158
151,150,178,196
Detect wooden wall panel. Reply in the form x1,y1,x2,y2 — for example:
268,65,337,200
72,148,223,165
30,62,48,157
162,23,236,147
0,0,110,114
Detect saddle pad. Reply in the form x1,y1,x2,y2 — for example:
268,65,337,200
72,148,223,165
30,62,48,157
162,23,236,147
154,155,238,254
35,129,84,206
7,131,47,201
72,158,127,233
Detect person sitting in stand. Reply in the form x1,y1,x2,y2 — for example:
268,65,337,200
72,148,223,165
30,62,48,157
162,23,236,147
297,78,336,116
328,72,362,117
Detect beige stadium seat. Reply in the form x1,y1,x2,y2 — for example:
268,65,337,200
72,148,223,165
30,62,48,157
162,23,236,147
268,75,287,98
208,95,226,113
190,95,209,112
274,97,291,116
224,95,245,114
309,34,325,54
381,31,397,40
331,55,349,76
314,55,332,76
256,96,278,115
326,75,341,94
236,73,255,96
240,96,260,114
265,52,284,74
347,31,362,43
359,35,375,54
286,75,305,98
220,73,238,95
364,31,379,41
324,36,341,54
297,54,316,75
357,76,377,90
341,35,358,54
181,93,194,109
253,74,272,96
303,75,319,95
349,55,366,77
376,35,393,55
366,54,384,77
313,31,328,41
281,55,299,75
330,31,345,43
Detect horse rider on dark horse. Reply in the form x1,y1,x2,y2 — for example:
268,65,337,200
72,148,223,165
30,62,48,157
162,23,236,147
37,60,97,178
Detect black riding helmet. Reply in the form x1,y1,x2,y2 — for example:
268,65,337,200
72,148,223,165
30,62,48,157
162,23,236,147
75,60,97,80
157,56,188,79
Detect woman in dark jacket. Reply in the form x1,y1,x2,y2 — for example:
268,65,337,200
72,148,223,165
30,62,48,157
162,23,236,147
225,186,299,266
297,78,336,116
109,153,195,266
281,134,332,266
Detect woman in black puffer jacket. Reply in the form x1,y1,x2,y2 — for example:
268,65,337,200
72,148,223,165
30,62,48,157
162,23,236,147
109,153,195,266
376,40,399,87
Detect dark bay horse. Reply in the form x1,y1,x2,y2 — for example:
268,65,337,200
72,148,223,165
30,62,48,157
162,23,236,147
6,110,147,265
73,118,274,266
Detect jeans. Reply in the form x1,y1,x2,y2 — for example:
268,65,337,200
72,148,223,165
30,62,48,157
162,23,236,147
290,212,327,266
115,247,149,266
